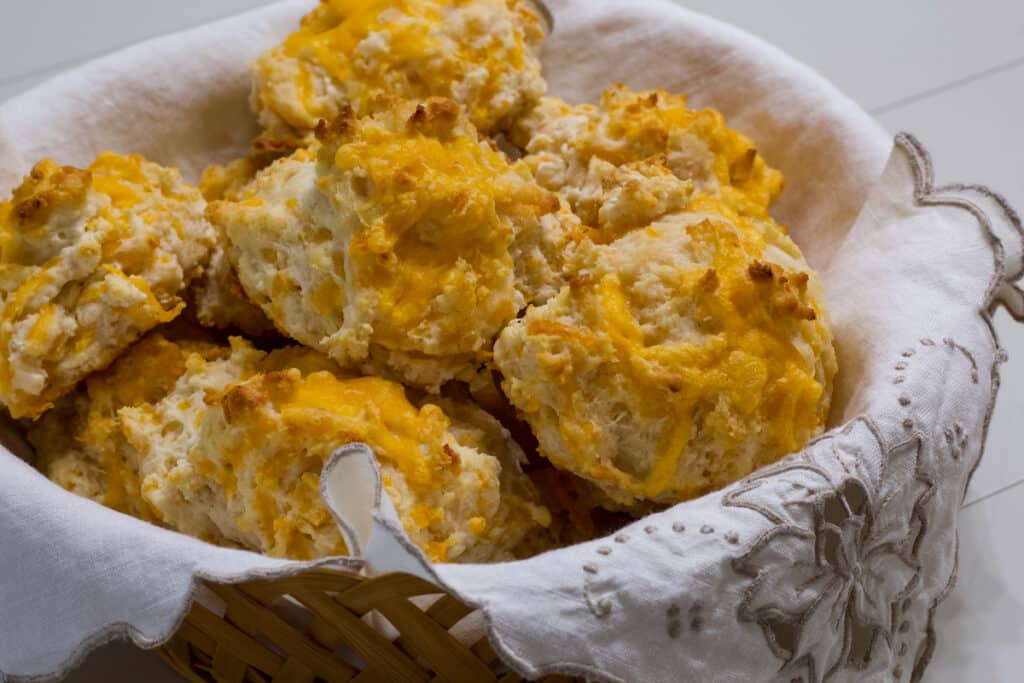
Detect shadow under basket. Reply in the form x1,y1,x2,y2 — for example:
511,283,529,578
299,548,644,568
159,567,575,683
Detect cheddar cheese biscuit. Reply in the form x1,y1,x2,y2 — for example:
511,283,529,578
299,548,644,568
213,100,572,390
494,201,836,507
0,153,215,418
115,337,549,561
251,0,547,146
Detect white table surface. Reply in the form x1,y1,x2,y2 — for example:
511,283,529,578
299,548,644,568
1,0,1022,680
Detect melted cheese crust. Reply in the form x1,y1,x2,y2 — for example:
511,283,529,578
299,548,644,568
513,85,785,229
213,99,570,390
0,154,215,418
250,0,546,145
112,337,546,561
494,202,837,506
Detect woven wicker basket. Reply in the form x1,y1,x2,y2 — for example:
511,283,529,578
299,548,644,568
159,568,574,682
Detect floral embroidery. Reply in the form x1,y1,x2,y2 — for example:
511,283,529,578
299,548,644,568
726,422,934,682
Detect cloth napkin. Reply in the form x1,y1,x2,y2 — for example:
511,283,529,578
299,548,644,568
1,1,1021,682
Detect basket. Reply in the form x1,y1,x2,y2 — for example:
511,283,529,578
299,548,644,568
159,568,572,682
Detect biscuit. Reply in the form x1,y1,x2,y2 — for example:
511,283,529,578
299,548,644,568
0,153,215,418
213,100,572,390
250,0,547,146
513,85,785,227
494,202,837,507
118,337,269,547
115,337,549,561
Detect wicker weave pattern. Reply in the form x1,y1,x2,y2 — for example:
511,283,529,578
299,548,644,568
159,568,575,683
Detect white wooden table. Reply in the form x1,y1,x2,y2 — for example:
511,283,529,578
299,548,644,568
1,0,1021,679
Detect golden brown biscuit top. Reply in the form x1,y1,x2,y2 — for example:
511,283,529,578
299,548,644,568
252,0,546,144
1,160,92,266
0,152,213,418
314,99,522,355
208,369,459,495
495,202,836,504
515,85,785,223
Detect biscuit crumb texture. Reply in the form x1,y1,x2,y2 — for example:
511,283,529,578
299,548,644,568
191,156,278,336
29,329,225,520
0,153,215,418
250,0,546,146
